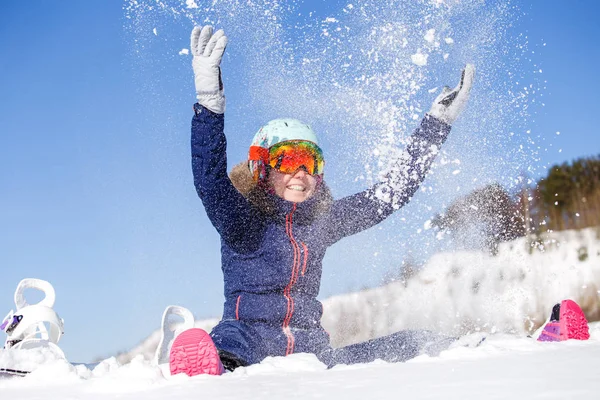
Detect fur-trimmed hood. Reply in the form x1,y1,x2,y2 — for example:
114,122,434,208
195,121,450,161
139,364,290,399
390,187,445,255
229,162,333,224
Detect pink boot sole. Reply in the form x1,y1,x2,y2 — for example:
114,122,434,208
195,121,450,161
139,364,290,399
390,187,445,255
537,299,589,342
169,328,224,376
559,299,590,340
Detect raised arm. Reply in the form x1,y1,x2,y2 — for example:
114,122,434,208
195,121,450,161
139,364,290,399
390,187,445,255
191,26,262,246
325,64,475,244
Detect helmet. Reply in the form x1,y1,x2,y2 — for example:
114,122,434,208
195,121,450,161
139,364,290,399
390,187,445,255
250,118,319,148
248,118,319,181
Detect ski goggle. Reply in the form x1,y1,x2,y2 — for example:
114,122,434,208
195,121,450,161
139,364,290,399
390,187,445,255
249,140,325,176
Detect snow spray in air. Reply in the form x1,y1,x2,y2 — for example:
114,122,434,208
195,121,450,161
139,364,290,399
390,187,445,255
123,0,549,333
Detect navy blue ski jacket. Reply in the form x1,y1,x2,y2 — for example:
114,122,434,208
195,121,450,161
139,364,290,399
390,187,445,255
191,103,450,365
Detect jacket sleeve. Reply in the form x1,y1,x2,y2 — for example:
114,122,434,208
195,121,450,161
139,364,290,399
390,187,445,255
191,104,262,246
324,114,451,244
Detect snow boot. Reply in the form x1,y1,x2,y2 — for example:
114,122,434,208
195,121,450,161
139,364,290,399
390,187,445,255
169,328,224,376
537,299,589,342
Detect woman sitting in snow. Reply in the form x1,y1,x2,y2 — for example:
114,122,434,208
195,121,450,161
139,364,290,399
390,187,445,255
169,25,475,376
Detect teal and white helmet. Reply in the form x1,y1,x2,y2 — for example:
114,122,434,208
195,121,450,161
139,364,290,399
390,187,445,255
248,118,320,181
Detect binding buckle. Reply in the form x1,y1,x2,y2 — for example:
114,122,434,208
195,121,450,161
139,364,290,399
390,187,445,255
1,310,15,331
4,315,23,335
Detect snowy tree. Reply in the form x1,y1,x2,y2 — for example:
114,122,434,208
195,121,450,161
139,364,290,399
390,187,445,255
431,183,525,255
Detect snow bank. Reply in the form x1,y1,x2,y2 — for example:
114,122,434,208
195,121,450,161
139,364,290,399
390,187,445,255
321,227,600,346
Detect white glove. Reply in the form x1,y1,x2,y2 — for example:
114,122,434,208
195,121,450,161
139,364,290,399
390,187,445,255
191,26,228,114
428,64,475,125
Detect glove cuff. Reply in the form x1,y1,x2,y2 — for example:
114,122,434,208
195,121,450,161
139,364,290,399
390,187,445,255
196,91,226,114
427,109,452,126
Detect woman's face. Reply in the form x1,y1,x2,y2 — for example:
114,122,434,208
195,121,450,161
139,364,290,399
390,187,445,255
268,168,317,203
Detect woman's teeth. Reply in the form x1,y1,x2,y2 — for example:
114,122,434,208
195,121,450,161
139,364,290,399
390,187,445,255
287,185,305,192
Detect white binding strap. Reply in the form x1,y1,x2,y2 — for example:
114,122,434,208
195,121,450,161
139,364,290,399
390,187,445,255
14,278,56,310
4,305,64,347
154,305,195,366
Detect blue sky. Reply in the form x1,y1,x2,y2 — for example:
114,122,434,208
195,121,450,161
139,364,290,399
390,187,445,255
0,0,598,363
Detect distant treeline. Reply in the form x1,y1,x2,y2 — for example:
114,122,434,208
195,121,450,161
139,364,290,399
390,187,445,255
431,154,600,254
526,155,600,232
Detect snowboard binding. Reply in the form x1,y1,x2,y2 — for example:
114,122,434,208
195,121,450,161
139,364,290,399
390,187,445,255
154,305,195,366
1,278,65,357
154,305,224,377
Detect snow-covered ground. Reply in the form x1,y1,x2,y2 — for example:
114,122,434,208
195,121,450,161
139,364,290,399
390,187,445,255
2,324,600,399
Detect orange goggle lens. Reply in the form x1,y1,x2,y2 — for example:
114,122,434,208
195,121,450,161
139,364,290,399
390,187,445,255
267,140,324,176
